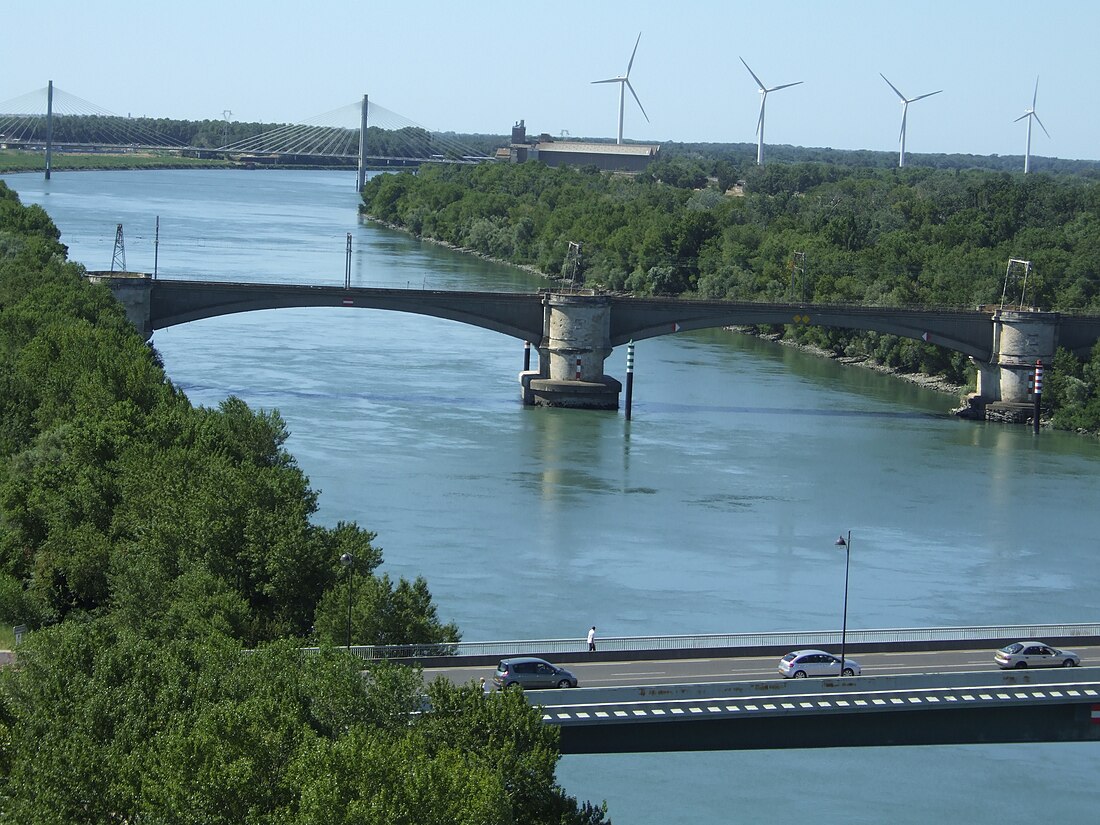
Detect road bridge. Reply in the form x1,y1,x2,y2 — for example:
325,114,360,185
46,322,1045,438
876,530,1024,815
400,624,1100,753
89,273,1100,411
538,669,1100,753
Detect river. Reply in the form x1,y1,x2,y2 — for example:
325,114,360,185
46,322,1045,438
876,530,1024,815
4,168,1099,824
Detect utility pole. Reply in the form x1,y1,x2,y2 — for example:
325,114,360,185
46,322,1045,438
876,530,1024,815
567,241,582,291
790,251,806,302
345,233,352,289
111,224,126,272
1001,259,1032,310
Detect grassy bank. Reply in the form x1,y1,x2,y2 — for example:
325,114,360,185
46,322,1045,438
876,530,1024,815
0,149,233,174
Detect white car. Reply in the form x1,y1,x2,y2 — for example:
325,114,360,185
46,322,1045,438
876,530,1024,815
778,649,861,678
994,641,1080,669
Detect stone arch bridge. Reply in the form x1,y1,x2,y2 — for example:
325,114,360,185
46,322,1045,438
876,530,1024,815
91,274,1100,411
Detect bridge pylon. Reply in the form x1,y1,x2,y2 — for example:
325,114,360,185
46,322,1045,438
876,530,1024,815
357,94,369,192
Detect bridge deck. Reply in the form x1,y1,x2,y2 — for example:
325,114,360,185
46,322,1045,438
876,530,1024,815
531,669,1100,753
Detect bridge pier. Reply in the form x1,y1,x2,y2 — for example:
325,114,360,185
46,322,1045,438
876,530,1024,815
971,310,1055,414
520,292,621,409
88,271,153,339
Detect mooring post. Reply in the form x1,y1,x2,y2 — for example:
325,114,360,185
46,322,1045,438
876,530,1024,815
1033,359,1043,434
625,340,635,420
523,340,531,372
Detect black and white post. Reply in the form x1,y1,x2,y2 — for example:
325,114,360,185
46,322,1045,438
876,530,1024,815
1033,359,1043,434
625,340,635,420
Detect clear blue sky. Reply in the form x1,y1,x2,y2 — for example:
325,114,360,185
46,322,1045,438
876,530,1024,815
5,0,1099,161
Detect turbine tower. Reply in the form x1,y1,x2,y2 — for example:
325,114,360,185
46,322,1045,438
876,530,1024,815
740,58,802,166
1015,77,1049,174
592,32,649,145
880,73,942,168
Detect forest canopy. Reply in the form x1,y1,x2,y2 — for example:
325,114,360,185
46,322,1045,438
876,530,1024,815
360,158,1100,430
0,179,608,823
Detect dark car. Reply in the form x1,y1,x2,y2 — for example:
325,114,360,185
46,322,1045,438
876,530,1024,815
493,657,578,690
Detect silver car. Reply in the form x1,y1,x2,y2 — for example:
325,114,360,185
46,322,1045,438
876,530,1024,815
778,649,861,678
994,641,1080,669
493,657,578,690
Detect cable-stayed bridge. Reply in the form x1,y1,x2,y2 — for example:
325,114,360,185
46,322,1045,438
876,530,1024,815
0,83,493,182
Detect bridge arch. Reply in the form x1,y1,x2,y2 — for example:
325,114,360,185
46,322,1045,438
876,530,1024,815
91,274,1100,411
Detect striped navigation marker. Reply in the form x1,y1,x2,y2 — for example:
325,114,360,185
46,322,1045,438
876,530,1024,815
1033,358,1044,434
625,339,635,421
672,322,681,332
1091,704,1100,724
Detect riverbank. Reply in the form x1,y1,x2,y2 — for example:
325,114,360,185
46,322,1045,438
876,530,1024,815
0,151,361,175
758,332,969,398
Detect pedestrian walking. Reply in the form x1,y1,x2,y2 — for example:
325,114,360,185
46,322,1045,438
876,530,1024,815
480,676,491,695
587,626,597,652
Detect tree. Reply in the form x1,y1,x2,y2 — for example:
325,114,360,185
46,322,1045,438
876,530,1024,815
0,622,605,824
313,572,460,648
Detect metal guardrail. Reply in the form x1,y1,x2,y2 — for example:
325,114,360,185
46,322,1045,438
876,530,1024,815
319,623,1100,661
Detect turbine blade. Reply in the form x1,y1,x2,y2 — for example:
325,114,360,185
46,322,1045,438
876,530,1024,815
626,79,650,122
1033,111,1051,139
899,106,908,142
740,57,766,91
880,73,906,101
1032,76,1039,109
626,32,642,76
756,96,766,136
592,77,622,85
768,81,803,93
909,90,943,103
1014,112,1030,123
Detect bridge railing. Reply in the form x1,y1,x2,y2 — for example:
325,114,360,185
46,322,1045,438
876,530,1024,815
311,622,1100,661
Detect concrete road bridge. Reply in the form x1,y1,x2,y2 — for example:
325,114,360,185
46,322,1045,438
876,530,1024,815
390,623,1100,753
91,273,1100,411
540,668,1100,754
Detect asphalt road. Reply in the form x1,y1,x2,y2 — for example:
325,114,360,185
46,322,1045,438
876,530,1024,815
422,644,1100,690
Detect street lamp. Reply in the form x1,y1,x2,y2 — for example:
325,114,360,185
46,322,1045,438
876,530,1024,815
834,532,851,677
340,552,354,650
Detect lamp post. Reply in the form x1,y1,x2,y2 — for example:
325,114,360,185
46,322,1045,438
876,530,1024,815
834,532,851,677
340,552,354,650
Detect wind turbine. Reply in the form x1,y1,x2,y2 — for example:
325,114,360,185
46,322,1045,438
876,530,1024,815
592,32,649,145
880,74,942,167
1015,77,1049,174
739,58,802,166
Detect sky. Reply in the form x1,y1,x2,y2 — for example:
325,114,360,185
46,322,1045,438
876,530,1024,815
5,0,1100,161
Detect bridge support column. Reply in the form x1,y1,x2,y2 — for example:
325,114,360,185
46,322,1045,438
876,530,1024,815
971,310,1056,414
87,272,153,340
520,293,621,409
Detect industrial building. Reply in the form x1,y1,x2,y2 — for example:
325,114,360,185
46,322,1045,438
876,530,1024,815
506,120,659,172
